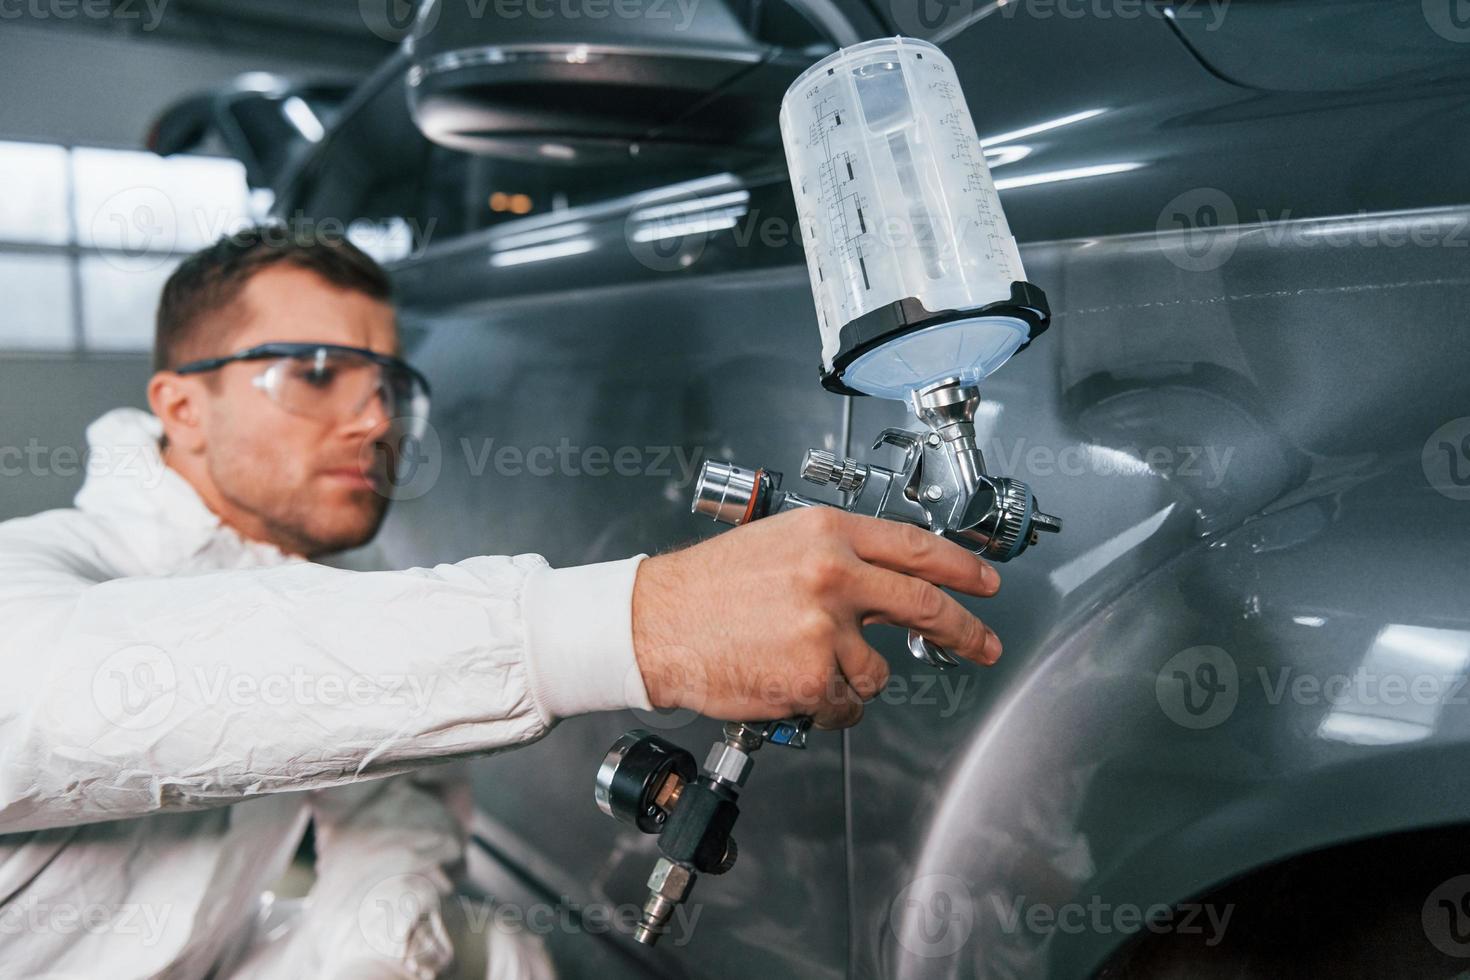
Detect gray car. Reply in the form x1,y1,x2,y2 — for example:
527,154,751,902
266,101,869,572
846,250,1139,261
160,1,1470,975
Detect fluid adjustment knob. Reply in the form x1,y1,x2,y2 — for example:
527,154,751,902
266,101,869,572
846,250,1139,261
981,478,1062,562
800,450,867,494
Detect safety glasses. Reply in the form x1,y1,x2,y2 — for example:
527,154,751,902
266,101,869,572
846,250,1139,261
174,342,432,440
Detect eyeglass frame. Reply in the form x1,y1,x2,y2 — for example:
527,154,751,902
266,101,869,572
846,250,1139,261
172,342,432,410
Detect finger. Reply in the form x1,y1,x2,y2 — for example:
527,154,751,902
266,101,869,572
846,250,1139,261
809,675,865,730
848,563,1001,665
834,633,891,702
840,515,1000,597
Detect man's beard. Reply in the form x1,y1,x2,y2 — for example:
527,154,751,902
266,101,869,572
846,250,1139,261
225,483,390,558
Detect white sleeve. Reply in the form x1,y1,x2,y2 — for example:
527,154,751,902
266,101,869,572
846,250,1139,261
231,767,472,980
0,512,652,835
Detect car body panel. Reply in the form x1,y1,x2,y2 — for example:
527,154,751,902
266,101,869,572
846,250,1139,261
255,5,1470,975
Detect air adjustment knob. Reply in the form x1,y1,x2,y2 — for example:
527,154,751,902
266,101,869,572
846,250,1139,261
800,450,868,494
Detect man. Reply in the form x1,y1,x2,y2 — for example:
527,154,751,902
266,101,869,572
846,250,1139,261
0,227,1003,978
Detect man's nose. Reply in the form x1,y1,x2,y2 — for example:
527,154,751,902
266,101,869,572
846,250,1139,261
342,383,391,438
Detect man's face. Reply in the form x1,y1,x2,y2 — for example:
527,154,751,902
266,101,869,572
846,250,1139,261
190,264,401,557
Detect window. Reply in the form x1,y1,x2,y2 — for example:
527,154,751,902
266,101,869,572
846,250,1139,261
0,141,69,245
0,140,254,354
0,253,74,350
79,257,177,351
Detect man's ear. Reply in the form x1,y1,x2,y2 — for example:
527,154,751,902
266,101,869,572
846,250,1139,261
147,372,210,454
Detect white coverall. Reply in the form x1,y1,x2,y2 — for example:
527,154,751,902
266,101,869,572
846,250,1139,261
0,408,655,978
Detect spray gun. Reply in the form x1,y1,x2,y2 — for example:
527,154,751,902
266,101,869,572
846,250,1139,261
594,35,1061,946
692,374,1060,666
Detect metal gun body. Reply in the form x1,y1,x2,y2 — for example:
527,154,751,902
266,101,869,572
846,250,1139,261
693,378,1062,666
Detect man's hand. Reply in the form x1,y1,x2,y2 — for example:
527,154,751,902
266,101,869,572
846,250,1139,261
631,507,1003,730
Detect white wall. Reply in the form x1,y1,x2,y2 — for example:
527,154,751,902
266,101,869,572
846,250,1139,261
0,353,154,520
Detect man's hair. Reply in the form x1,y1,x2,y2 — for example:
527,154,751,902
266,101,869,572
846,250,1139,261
153,225,393,372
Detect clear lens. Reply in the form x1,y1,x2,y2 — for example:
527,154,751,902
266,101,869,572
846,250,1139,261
254,348,430,438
